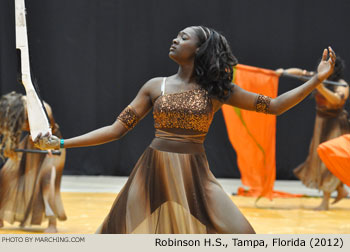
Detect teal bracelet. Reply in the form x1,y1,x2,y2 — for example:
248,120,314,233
60,139,64,149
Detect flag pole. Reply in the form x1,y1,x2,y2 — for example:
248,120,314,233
281,72,347,87
14,149,61,155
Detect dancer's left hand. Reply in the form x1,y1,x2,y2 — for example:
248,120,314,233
34,133,60,150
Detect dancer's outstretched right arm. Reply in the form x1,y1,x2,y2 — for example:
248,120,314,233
35,78,161,150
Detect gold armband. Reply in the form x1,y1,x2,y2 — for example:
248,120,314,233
255,94,271,114
117,105,139,130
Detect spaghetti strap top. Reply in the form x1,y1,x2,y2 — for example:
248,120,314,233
160,77,166,95
153,78,214,133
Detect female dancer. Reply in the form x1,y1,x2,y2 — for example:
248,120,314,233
36,26,336,233
0,92,66,233
277,58,349,210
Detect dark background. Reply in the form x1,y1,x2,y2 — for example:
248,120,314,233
1,0,349,179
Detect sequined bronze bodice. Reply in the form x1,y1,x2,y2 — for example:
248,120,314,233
153,88,214,133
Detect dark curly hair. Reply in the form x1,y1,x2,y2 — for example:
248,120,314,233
193,26,238,101
0,92,26,161
327,56,345,82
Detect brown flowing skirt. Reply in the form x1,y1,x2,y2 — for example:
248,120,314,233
0,133,66,226
294,109,350,192
99,137,254,234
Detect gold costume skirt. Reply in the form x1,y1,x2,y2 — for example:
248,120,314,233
0,133,66,226
99,130,253,234
294,109,350,192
